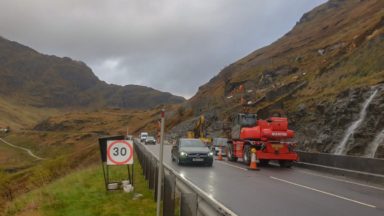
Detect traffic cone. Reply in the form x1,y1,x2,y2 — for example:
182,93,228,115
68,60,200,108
217,145,223,161
249,148,260,171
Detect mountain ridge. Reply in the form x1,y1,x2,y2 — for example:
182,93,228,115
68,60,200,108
0,36,185,109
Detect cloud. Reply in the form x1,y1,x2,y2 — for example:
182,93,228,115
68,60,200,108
0,0,326,98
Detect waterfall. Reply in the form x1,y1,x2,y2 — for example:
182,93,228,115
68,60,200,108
364,129,384,158
333,89,378,155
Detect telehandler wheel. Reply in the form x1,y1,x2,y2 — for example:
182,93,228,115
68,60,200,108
227,144,238,162
279,160,293,168
259,159,270,166
242,145,251,165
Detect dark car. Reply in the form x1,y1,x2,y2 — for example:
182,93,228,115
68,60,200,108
171,138,214,166
145,136,156,145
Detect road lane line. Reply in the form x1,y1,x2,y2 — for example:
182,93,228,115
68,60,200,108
270,176,376,208
215,160,248,171
297,169,384,191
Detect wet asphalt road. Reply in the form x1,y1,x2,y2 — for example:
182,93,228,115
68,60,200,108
143,143,384,216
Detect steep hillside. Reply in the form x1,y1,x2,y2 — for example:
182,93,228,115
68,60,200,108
182,0,384,157
0,97,59,129
0,107,165,213
33,106,173,136
0,36,185,110
3,164,156,216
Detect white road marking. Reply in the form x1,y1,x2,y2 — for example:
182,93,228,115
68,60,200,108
270,176,376,208
0,138,45,160
215,160,248,171
297,169,384,191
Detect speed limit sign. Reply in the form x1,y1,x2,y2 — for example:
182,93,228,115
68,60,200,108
107,140,134,165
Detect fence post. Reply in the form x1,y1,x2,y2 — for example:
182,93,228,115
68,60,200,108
149,159,155,189
181,193,197,216
154,165,158,201
145,155,150,180
163,173,176,216
143,152,147,176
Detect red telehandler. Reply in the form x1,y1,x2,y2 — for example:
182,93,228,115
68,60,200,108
227,113,298,168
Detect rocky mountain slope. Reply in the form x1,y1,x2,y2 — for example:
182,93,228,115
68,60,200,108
176,0,384,158
0,36,185,109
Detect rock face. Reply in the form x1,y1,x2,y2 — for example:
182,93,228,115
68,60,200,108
0,36,185,109
173,0,384,158
292,85,384,157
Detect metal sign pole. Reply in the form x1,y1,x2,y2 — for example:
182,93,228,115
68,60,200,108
101,162,108,191
132,163,134,188
156,108,165,216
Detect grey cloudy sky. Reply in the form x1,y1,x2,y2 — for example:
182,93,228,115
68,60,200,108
0,0,326,98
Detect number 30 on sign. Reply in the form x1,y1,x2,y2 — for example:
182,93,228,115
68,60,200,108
107,140,134,165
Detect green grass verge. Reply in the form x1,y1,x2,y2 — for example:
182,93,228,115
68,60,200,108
4,154,156,216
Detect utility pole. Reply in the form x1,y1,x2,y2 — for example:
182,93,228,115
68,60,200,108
156,108,165,216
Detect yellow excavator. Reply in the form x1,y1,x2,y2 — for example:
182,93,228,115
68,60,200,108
187,115,212,145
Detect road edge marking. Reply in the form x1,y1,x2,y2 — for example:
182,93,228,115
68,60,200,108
270,176,376,208
215,160,248,171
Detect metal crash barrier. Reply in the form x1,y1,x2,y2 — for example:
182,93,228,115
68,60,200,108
134,139,237,216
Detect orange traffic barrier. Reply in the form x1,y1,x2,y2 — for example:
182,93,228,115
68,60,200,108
217,145,223,161
249,148,259,171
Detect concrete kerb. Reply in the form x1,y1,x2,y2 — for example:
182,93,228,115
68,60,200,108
296,151,384,175
295,162,384,186
295,151,384,186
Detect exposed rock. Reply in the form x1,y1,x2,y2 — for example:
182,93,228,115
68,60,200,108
318,49,325,56
296,104,307,117
292,85,384,157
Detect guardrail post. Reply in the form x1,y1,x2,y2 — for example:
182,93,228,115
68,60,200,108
143,152,147,176
139,152,143,166
143,153,146,178
163,173,176,216
145,155,150,180
154,165,159,201
149,158,155,189
140,149,144,165
137,144,142,163
181,193,197,216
